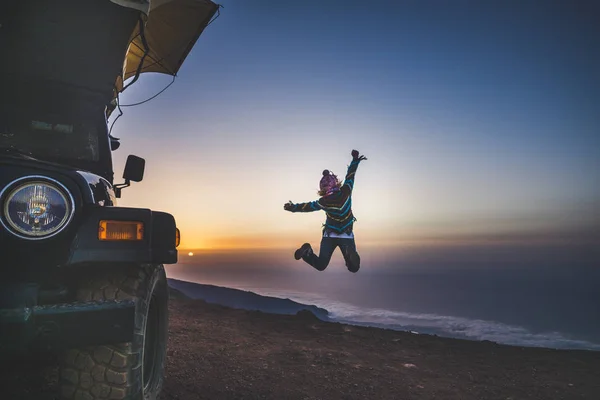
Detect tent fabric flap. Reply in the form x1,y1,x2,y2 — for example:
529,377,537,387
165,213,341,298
110,0,150,14
119,0,219,91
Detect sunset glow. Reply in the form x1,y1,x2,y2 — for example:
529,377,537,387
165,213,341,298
109,1,598,256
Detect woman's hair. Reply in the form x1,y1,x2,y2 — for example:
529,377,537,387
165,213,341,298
318,169,342,196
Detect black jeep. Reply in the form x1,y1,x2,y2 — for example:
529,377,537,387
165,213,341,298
0,1,219,399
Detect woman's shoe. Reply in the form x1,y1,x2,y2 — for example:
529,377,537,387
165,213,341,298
294,243,313,260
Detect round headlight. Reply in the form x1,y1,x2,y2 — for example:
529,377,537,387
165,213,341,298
1,177,74,240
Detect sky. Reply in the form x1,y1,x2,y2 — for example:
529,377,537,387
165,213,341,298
109,0,600,259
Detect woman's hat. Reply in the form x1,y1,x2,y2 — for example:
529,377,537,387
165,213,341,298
320,169,339,192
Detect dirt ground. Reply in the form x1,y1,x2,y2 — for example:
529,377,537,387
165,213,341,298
3,292,600,400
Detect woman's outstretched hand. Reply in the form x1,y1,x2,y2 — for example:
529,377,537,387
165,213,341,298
352,149,367,161
284,201,294,211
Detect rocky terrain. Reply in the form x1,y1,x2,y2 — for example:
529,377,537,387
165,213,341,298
3,287,600,399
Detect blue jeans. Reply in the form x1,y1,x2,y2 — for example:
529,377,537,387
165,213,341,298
302,236,360,273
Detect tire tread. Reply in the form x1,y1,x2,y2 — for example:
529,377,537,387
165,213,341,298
59,264,165,400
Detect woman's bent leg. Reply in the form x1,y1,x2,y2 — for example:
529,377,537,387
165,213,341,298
339,238,360,272
302,237,337,271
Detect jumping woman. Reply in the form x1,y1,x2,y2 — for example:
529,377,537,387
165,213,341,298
284,149,367,273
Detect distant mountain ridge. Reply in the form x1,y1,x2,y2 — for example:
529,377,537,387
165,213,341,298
167,278,330,321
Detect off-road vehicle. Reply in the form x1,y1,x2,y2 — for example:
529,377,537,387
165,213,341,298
0,1,219,398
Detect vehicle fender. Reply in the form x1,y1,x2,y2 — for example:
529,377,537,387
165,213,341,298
66,206,178,266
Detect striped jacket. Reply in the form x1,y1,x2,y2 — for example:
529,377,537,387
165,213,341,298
288,158,362,234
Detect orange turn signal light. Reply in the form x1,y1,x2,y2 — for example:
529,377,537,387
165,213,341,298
98,220,144,241
175,228,181,247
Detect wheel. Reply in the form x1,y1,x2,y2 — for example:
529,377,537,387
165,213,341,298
59,264,169,400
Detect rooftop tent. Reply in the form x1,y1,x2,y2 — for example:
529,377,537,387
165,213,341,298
0,0,219,118
109,0,219,117
115,0,219,86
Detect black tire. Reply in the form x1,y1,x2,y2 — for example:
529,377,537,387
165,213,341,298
59,264,169,400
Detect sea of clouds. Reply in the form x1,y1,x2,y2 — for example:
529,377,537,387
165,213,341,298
250,288,600,351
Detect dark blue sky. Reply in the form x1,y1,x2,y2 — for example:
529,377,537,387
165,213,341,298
115,0,600,248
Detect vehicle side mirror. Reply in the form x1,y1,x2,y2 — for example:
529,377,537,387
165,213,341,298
109,135,121,151
114,155,145,198
123,155,145,182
